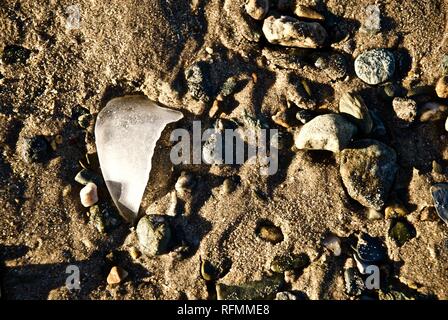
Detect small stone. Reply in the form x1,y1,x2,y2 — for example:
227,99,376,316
389,220,416,247
221,178,236,194
80,182,98,207
385,204,408,219
361,4,381,34
294,5,324,20
392,97,417,127
272,110,291,128
256,222,284,244
270,253,310,273
136,215,172,256
339,139,398,210
419,206,438,222
315,54,347,81
339,92,373,134
74,169,103,186
322,235,342,256
436,76,448,99
366,208,383,220
62,185,71,197
441,55,448,75
355,233,387,264
354,49,395,85
78,114,93,129
175,172,196,195
244,0,269,20
2,45,31,65
262,15,327,49
419,102,448,122
22,136,51,163
129,246,141,260
446,117,448,131
185,61,215,102
294,114,357,153
216,274,283,300
430,184,448,225
89,205,105,233
275,291,298,300
107,266,128,285
277,1,324,20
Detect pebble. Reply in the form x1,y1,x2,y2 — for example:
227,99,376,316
446,116,448,131
185,61,215,102
262,15,327,48
366,208,383,220
75,168,103,186
107,266,128,285
244,0,269,20
389,220,415,247
385,204,408,219
78,114,93,129
270,253,310,273
436,76,448,99
430,183,448,225
361,4,381,34
419,206,438,222
322,235,342,256
89,203,120,233
339,92,372,134
419,102,448,122
355,233,387,264
129,246,141,260
275,291,298,300
339,139,398,210
392,97,417,127
315,54,348,81
216,274,284,300
277,1,324,20
136,215,172,256
294,114,357,153
354,49,395,85
221,178,236,194
22,135,51,163
80,182,98,207
175,172,196,195
256,222,284,244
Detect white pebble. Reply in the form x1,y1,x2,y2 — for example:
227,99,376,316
323,235,342,256
80,182,98,207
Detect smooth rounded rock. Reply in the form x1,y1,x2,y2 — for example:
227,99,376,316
80,182,98,207
262,15,327,48
245,0,269,20
436,76,448,99
295,114,357,153
339,92,372,134
136,215,172,256
355,49,395,85
339,139,398,210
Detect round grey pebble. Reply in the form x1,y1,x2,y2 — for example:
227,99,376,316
136,215,172,256
354,49,395,85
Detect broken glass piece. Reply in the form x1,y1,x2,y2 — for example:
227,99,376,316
95,96,183,223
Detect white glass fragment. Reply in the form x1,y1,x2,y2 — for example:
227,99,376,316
95,95,183,223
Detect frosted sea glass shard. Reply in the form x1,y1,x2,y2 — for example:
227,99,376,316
95,95,183,223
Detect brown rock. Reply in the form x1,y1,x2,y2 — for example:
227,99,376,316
107,266,128,285
436,76,448,99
